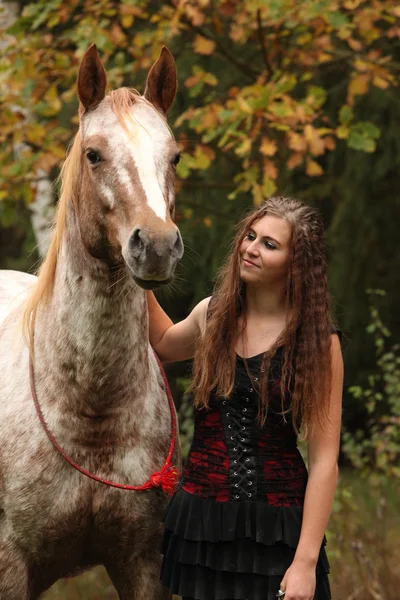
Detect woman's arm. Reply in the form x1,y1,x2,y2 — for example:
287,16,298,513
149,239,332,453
279,333,343,599
147,292,211,363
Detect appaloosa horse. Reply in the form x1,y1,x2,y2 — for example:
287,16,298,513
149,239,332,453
0,44,182,599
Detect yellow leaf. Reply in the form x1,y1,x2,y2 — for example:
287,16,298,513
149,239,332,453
175,108,194,128
288,131,307,152
52,145,67,160
356,13,372,34
294,105,307,124
230,24,246,43
121,14,134,28
236,96,253,114
318,53,332,63
324,136,336,150
110,24,127,46
344,0,363,8
201,109,219,128
347,37,362,51
201,146,216,160
304,125,325,156
306,159,323,177
193,145,212,169
347,74,370,105
61,88,75,102
337,28,351,41
317,128,334,136
186,5,205,26
193,35,216,55
287,153,303,170
185,75,201,88
336,125,349,139
264,159,278,180
260,137,277,157
373,75,389,90
235,138,252,157
354,59,369,72
203,216,212,228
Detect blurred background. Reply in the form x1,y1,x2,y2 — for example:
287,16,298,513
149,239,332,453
0,0,399,598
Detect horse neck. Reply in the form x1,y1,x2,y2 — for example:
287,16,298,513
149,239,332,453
33,213,150,413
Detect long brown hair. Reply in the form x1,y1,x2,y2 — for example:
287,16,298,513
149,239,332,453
190,196,335,438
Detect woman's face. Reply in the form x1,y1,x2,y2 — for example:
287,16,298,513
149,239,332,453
239,214,292,287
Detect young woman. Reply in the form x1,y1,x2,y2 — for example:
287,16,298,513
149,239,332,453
147,196,343,600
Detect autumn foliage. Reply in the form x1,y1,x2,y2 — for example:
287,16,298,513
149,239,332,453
0,0,399,207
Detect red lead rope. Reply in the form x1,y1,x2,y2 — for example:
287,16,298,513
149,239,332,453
29,351,180,495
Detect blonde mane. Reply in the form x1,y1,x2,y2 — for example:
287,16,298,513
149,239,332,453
22,87,160,352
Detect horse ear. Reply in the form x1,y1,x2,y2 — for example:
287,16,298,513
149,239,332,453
144,46,177,115
77,44,107,111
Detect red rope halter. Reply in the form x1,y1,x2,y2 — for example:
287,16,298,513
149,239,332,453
29,351,179,495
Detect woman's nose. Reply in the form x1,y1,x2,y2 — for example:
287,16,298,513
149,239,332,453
247,240,259,255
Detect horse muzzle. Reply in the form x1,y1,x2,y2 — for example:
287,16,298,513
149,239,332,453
123,227,184,289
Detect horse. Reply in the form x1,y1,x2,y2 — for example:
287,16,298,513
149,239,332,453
0,44,183,599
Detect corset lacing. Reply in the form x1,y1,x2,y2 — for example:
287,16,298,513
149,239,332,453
220,381,258,500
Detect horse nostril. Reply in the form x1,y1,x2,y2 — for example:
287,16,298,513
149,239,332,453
129,228,145,257
133,229,141,244
174,232,183,255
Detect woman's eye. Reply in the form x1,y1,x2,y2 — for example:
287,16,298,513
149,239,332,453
247,232,255,241
264,241,276,250
172,153,181,166
86,150,101,165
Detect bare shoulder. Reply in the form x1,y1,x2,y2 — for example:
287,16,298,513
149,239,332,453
330,332,343,356
192,296,212,335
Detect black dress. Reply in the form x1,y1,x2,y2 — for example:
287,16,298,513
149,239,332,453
161,342,337,600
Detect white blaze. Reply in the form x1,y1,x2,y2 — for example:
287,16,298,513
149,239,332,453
100,183,115,208
83,100,172,222
123,103,170,221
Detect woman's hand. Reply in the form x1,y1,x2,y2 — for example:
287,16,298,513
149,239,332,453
278,558,316,600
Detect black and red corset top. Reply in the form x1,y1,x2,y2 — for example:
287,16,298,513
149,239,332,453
181,347,308,507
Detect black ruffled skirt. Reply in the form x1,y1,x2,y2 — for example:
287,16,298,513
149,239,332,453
161,488,331,600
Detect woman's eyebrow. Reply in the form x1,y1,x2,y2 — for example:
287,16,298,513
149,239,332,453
263,235,280,245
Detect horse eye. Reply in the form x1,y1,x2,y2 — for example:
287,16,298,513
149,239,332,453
172,153,181,166
86,150,101,165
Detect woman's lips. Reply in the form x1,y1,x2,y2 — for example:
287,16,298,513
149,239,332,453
243,258,258,267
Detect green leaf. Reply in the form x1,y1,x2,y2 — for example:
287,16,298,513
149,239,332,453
348,133,375,153
262,176,277,197
176,155,191,179
347,122,381,153
307,86,327,108
339,105,354,125
251,87,272,110
326,11,351,29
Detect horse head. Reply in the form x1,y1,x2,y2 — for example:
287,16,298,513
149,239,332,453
75,44,183,289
